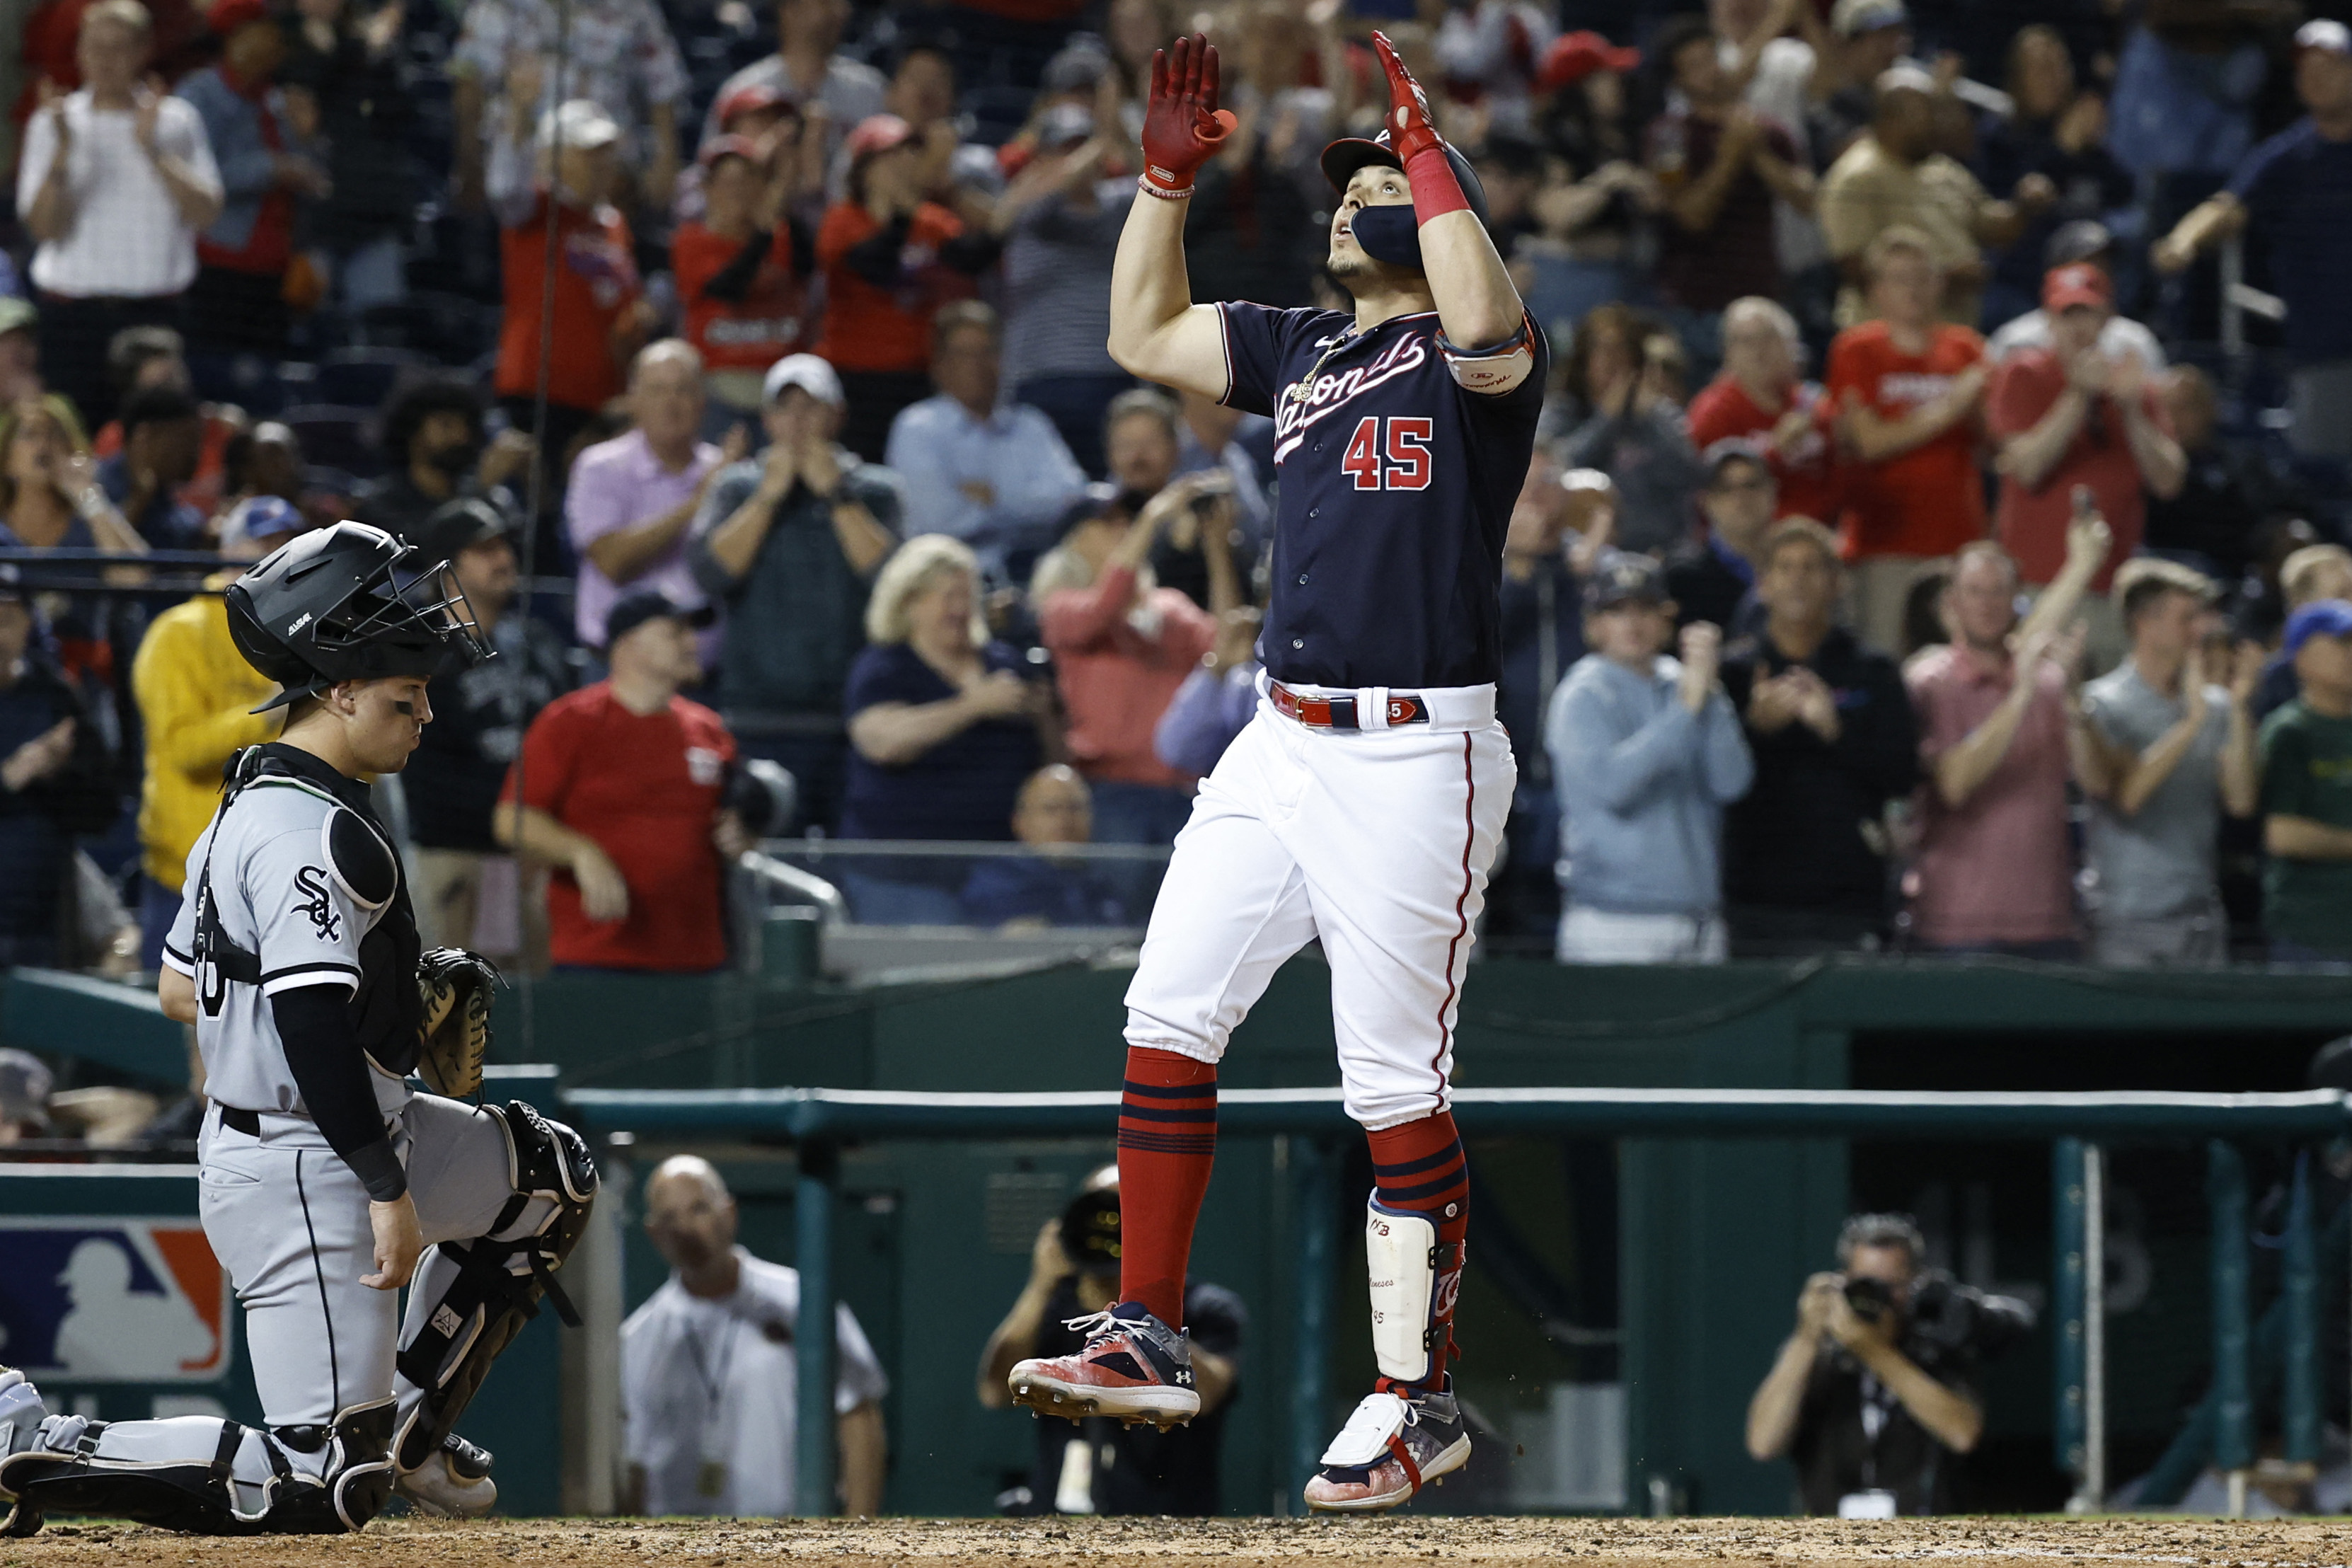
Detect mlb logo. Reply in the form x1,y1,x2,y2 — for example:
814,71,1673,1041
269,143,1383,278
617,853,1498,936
0,1220,231,1382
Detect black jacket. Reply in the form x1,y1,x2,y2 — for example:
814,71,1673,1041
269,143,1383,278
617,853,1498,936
0,655,117,957
1719,625,1918,918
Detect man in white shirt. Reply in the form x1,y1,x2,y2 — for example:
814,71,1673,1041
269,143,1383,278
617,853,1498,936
621,1155,889,1517
16,0,221,428
884,301,1087,575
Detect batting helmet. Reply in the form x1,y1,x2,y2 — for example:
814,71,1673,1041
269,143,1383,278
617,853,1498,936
226,520,489,712
1320,129,1490,271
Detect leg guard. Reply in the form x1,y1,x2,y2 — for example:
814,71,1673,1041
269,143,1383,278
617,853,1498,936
394,1100,596,1472
1364,1199,1463,1387
0,1399,395,1536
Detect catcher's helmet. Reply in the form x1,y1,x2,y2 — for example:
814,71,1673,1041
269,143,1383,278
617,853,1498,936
1320,129,1489,271
226,520,489,712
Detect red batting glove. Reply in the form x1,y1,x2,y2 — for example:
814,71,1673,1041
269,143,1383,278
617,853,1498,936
1370,30,1443,166
1138,33,1238,197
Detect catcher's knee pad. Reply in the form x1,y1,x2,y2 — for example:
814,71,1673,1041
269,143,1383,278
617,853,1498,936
0,1400,394,1536
395,1099,596,1470
1364,1199,1463,1386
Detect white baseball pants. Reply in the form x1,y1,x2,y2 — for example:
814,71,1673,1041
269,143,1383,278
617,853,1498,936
197,1095,558,1431
1124,690,1515,1129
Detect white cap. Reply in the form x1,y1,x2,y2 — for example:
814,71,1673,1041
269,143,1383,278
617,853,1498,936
763,353,844,408
1874,61,1938,98
538,98,622,151
2299,18,2352,53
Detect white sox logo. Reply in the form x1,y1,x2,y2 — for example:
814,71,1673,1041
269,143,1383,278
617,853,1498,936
1273,332,1430,465
292,866,342,942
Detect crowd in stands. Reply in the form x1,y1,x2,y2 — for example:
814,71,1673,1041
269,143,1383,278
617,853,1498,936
2,0,2352,969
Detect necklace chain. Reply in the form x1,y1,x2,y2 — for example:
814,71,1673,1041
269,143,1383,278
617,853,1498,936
1287,329,1361,404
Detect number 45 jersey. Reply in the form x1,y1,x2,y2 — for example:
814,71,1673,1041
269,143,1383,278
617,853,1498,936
1214,301,1549,694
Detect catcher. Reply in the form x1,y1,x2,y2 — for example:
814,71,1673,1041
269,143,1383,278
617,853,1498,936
0,522,596,1535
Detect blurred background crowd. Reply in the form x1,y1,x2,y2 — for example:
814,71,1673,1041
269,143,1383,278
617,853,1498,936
1,0,2351,981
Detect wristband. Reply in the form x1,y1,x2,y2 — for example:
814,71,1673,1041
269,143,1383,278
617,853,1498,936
1403,145,1472,224
1137,174,1195,201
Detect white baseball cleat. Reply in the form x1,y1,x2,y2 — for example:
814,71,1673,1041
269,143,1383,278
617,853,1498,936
1303,1383,1471,1513
394,1434,497,1519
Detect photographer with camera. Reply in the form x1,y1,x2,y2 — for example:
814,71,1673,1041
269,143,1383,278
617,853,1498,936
1745,1213,2032,1515
976,1168,1243,1514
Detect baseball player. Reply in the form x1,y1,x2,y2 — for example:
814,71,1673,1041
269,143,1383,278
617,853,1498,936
0,521,597,1537
1008,34,1545,1513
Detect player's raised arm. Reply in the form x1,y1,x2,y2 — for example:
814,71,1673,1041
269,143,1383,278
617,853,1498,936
1368,32,1526,353
1107,33,1238,400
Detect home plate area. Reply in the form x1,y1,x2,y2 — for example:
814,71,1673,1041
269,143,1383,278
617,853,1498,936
4,1516,2349,1567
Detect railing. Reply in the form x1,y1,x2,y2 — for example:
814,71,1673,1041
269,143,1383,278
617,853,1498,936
562,1084,2352,1518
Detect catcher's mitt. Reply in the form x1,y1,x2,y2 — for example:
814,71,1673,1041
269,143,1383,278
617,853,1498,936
416,947,502,1098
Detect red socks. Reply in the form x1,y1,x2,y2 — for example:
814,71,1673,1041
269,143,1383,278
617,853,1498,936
1367,1110,1470,1392
1116,1046,1218,1328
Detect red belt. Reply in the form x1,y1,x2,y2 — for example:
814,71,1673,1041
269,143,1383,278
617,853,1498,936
1269,682,1429,730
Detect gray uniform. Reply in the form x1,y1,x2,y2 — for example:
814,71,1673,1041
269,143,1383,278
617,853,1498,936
2,743,593,1533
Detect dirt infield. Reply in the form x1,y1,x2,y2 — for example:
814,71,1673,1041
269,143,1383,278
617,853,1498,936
7,1516,2352,1568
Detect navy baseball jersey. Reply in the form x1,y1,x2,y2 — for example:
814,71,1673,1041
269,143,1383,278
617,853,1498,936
1215,302,1549,691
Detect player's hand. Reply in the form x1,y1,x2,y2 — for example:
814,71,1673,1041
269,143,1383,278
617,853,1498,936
1139,33,1236,195
571,841,632,923
1369,30,1443,166
363,1193,424,1291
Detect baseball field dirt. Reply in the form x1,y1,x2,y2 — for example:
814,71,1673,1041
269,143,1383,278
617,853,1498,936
6,1516,2352,1567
